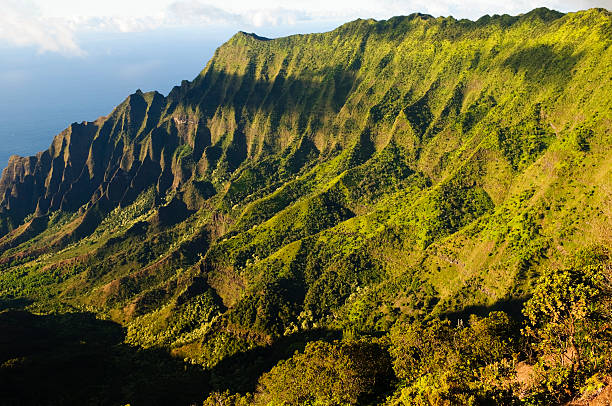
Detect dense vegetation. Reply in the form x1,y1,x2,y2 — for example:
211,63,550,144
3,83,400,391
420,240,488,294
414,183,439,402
0,7,611,405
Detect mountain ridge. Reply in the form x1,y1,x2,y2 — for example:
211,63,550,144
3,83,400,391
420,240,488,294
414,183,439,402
1,5,610,307
0,8,611,404
1,7,609,234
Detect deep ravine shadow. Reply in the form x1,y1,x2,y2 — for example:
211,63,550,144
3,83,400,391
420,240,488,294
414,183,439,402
0,310,209,406
0,309,349,405
0,297,33,312
440,296,528,324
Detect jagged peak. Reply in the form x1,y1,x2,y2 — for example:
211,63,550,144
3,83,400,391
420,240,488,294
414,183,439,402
228,31,271,43
6,154,24,165
592,7,612,15
340,12,435,27
128,89,164,100
569,7,612,19
111,89,165,115
331,15,422,35
206,7,582,65
237,31,270,41
0,5,608,239
390,12,436,22
518,7,564,22
328,8,567,37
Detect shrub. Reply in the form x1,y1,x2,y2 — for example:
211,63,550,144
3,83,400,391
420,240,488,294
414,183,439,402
256,340,393,405
522,249,612,402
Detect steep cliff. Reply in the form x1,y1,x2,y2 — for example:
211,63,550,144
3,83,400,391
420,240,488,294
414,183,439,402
0,8,611,396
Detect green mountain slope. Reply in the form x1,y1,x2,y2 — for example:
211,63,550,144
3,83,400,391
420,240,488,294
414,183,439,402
0,7,611,404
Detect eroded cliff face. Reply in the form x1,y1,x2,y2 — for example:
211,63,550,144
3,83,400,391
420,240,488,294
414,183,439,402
0,89,201,237
4,10,611,240
0,8,610,365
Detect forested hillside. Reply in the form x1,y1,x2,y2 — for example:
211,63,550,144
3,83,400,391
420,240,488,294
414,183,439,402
0,7,611,405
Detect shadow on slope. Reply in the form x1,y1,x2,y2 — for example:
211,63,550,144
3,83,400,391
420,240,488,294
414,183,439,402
0,297,33,312
441,296,528,323
0,309,348,405
0,310,208,406
206,328,343,394
503,44,583,84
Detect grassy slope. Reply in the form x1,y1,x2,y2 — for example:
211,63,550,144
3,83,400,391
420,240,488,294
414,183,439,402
0,6,610,387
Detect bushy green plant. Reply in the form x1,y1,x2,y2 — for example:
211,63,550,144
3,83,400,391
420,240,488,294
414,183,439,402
256,340,393,405
388,312,519,405
522,249,612,402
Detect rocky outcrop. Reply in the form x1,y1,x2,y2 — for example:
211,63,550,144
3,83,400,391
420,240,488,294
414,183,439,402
0,90,208,238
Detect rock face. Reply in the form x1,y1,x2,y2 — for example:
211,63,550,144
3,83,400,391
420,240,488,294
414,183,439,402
0,7,610,381
2,9,609,240
0,84,216,236
0,91,167,233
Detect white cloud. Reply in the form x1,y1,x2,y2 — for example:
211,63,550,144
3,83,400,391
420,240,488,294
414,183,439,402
167,1,239,24
1,0,610,55
166,1,310,27
573,0,612,8
0,0,84,56
164,0,612,25
66,15,164,33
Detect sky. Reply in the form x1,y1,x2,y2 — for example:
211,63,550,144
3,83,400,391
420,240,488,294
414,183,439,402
2,0,611,56
0,0,610,166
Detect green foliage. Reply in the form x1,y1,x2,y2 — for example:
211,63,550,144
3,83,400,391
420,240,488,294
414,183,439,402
0,8,611,405
203,391,253,406
256,340,394,405
496,115,553,170
0,264,84,299
388,312,519,405
91,187,156,239
522,249,612,402
391,173,495,249
228,280,301,336
126,290,223,348
571,124,593,152
176,144,195,163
